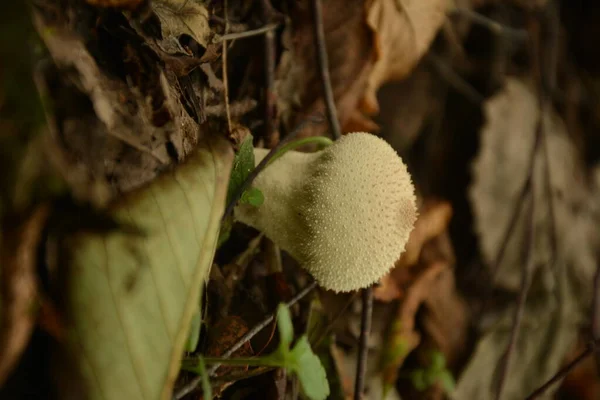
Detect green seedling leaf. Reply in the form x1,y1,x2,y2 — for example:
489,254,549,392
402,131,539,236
185,310,202,353
430,350,446,370
197,356,213,400
240,187,264,207
411,369,427,391
64,136,233,400
438,370,456,394
187,304,328,400
289,337,330,400
276,304,294,350
306,298,345,400
226,134,255,205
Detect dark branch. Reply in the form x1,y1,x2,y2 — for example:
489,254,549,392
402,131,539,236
311,0,341,139
525,339,600,399
214,23,279,42
354,287,373,400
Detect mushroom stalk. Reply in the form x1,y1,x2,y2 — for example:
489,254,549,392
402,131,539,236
234,132,417,292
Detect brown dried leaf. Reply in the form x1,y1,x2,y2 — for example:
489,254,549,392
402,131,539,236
559,335,600,400
275,0,375,138
35,9,204,199
457,78,599,400
380,262,448,391
206,316,254,377
421,266,469,366
0,205,50,385
152,0,212,54
362,0,449,115
374,200,453,302
85,0,144,10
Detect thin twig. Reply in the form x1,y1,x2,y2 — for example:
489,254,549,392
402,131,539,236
222,0,232,133
262,0,278,146
525,339,600,399
488,127,540,282
494,189,536,400
449,7,529,41
593,262,600,373
213,23,279,43
173,281,318,400
539,0,560,268
311,0,341,139
221,114,324,222
495,11,552,397
426,53,485,104
354,287,373,400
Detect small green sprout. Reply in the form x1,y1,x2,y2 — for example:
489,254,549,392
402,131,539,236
409,350,455,395
182,304,330,400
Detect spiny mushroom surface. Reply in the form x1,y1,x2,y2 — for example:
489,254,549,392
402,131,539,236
234,132,417,292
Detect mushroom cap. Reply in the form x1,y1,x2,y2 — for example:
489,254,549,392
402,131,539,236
297,132,417,292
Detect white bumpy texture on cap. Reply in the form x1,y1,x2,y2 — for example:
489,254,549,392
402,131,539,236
235,132,417,292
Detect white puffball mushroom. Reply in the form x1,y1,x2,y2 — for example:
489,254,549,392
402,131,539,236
234,132,417,292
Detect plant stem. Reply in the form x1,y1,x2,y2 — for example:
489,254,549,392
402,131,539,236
267,136,334,166
187,356,281,368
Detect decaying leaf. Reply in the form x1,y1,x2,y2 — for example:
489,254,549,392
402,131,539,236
380,262,447,393
362,0,449,115
458,78,599,399
0,205,50,385
62,135,232,400
275,0,376,137
34,6,207,199
276,0,448,137
375,200,453,302
151,0,213,54
206,316,254,377
559,336,600,400
85,0,144,10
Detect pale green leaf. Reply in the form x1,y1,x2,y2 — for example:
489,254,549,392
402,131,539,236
276,304,293,350
240,187,264,207
65,136,233,400
226,134,255,205
185,310,202,353
437,370,456,394
289,337,330,400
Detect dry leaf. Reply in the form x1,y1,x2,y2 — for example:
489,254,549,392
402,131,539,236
0,205,50,385
207,316,254,377
85,0,144,10
457,78,599,399
375,200,453,302
35,10,205,199
362,0,449,115
558,335,600,400
421,266,469,366
152,0,212,54
275,0,375,138
380,262,447,390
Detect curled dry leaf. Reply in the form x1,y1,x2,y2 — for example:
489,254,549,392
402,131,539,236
558,335,600,400
374,200,453,302
275,0,375,137
151,0,213,55
206,316,254,378
362,0,449,115
85,0,144,10
380,262,448,388
276,0,448,137
457,78,598,400
35,6,207,199
0,205,50,385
